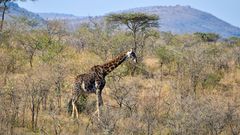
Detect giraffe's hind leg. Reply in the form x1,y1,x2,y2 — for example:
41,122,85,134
75,102,79,118
71,97,80,118
71,81,82,118
96,89,103,120
71,100,75,118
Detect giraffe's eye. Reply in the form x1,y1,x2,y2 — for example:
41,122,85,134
131,52,136,58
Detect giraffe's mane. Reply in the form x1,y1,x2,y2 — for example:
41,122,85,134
101,51,127,67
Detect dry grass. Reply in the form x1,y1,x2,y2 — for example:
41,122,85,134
1,47,240,134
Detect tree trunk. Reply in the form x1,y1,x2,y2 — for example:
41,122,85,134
133,31,137,51
29,53,34,68
31,96,35,131
160,62,163,81
56,81,62,114
22,102,26,127
0,1,8,31
147,121,151,135
42,95,47,111
35,100,41,131
130,29,138,76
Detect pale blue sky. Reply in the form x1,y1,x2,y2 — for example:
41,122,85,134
17,0,240,27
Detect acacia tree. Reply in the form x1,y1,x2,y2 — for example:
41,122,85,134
17,31,40,68
106,13,159,75
106,13,159,52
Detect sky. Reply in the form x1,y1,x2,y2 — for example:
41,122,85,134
17,0,240,27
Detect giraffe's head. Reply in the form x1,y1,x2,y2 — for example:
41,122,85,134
126,49,137,63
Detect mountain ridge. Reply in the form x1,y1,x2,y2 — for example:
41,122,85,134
38,13,85,20
2,2,45,25
3,2,240,37
37,5,240,37
117,5,240,37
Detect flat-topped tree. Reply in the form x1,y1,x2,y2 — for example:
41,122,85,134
106,13,159,52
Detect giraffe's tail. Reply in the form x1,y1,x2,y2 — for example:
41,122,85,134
67,99,73,115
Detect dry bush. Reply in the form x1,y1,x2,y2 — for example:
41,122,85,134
85,106,121,135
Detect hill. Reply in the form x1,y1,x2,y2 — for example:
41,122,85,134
124,5,240,37
38,13,83,20
1,2,45,26
2,2,240,37
38,5,240,37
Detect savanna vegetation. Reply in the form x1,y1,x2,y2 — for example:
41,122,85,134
1,5,240,135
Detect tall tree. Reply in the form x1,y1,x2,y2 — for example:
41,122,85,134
0,0,35,31
106,13,159,52
106,13,159,75
0,0,10,31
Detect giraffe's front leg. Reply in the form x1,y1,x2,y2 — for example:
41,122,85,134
75,104,79,118
99,91,103,107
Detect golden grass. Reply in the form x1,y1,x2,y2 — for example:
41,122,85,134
143,56,160,72
2,47,240,135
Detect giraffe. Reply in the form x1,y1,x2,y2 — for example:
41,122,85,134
70,49,137,118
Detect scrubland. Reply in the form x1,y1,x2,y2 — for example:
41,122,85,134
1,19,240,135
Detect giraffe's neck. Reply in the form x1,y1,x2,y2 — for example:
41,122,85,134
101,52,128,75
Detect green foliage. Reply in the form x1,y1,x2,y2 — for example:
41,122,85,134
17,16,39,28
30,31,65,63
106,12,159,51
194,32,220,42
110,32,133,53
106,12,160,75
75,22,112,60
106,13,159,30
68,94,87,114
156,47,175,65
0,30,10,47
39,39,64,63
228,36,240,46
202,72,222,89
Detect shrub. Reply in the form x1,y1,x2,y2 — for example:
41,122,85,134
202,72,222,89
